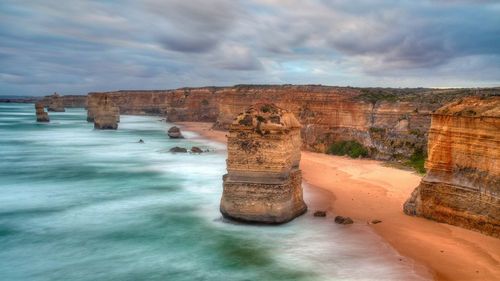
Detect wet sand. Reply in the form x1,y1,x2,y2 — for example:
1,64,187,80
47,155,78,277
176,121,500,281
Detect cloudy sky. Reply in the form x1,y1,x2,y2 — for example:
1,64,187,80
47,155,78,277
1,0,499,96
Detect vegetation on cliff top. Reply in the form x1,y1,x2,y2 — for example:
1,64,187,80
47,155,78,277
327,140,369,158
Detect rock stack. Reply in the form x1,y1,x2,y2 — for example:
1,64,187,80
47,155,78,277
404,96,499,237
220,103,307,223
94,96,120,130
46,92,65,112
35,102,49,122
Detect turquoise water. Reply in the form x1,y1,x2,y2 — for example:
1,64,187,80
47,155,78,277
0,103,429,281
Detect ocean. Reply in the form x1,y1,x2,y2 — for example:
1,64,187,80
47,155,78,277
0,103,428,281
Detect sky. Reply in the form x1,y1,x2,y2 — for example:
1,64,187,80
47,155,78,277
1,0,499,96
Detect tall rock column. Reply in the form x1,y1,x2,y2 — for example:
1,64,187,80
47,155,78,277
404,96,499,237
35,102,49,122
94,96,119,130
220,103,307,223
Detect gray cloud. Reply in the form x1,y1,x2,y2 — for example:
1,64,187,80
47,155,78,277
0,0,499,96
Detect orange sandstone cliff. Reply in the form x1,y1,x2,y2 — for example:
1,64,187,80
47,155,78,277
93,96,120,130
404,96,500,237
220,103,307,223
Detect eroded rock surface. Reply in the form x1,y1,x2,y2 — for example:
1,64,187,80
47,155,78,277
404,96,500,237
93,96,119,130
167,126,183,138
35,102,49,122
46,93,65,112
220,103,307,223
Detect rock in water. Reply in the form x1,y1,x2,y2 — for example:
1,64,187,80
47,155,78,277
167,126,184,138
404,96,500,238
169,147,187,153
314,211,327,217
191,146,203,153
334,216,354,224
93,96,119,130
46,92,65,112
220,103,307,224
35,102,49,122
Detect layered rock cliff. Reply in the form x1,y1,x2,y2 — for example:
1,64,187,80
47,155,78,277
93,96,119,130
35,102,49,122
40,94,87,108
86,86,498,160
404,96,500,237
220,103,307,223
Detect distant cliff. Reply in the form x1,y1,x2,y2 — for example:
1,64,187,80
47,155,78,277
87,85,498,160
404,96,499,237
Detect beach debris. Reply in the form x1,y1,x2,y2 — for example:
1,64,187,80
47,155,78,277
313,211,327,217
371,219,382,224
334,216,353,224
167,126,184,138
191,146,203,153
169,146,187,153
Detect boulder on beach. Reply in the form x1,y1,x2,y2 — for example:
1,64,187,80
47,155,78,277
313,211,327,217
167,126,184,138
191,146,203,153
169,147,187,153
334,216,353,224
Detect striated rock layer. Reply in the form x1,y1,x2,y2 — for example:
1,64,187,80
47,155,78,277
220,103,307,223
404,96,500,237
86,86,497,160
94,96,119,130
35,102,49,122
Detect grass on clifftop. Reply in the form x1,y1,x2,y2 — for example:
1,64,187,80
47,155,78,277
327,140,369,158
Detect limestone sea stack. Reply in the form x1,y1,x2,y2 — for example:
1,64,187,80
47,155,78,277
35,102,49,122
46,92,65,112
93,96,119,130
404,96,500,237
220,103,307,223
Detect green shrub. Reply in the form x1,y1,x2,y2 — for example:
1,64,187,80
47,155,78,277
327,140,369,158
407,148,426,174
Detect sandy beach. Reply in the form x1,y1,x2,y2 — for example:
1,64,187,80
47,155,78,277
177,121,500,281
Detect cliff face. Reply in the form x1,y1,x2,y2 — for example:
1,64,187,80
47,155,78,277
404,96,500,237
41,94,87,108
35,102,49,122
93,96,119,130
220,103,307,223
86,86,497,160
46,93,65,112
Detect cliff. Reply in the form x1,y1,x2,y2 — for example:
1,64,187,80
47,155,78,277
93,96,119,130
35,102,49,122
45,93,65,112
40,94,87,108
220,103,307,223
86,86,498,161
404,96,500,237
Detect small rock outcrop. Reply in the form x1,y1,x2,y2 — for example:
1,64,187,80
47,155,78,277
313,211,327,217
191,146,203,153
334,216,354,224
35,102,49,122
46,93,65,112
167,126,184,138
94,96,119,130
220,103,307,224
170,147,187,153
404,96,500,237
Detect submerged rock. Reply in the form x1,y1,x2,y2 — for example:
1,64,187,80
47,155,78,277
313,211,327,217
167,126,183,138
169,147,187,153
334,216,353,224
220,103,307,224
191,146,203,153
35,102,49,122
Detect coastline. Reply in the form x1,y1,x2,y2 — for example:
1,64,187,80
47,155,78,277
176,121,500,281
